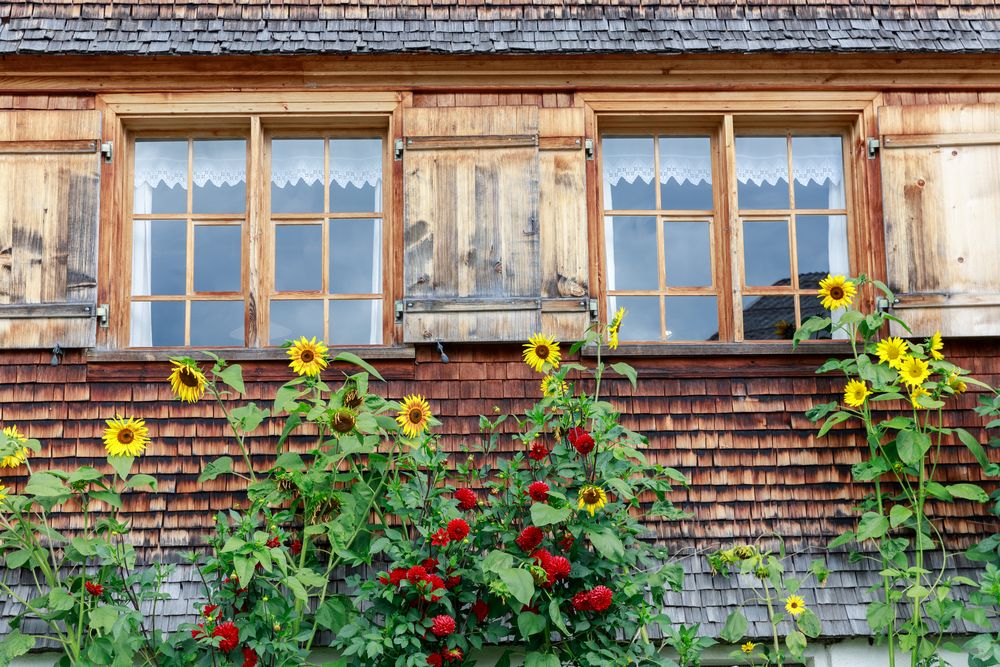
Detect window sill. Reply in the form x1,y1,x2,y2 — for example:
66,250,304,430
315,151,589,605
581,341,854,357
86,346,416,363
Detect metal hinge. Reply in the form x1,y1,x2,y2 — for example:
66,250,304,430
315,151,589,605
394,138,404,161
394,300,404,321
584,139,595,160
588,298,599,320
866,137,880,160
95,304,110,328
100,141,113,163
875,296,898,313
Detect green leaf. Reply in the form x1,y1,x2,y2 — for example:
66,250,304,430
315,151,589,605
817,411,851,437
785,630,807,657
108,455,134,480
524,653,560,667
798,609,822,638
24,471,68,498
90,490,122,509
586,528,625,561
89,606,119,634
867,601,894,632
216,363,245,393
0,629,35,666
124,474,157,491
274,385,304,415
946,483,989,503
889,505,913,528
498,567,535,607
230,403,268,432
856,512,890,541
517,612,547,639
333,352,385,382
719,611,747,643
548,598,569,635
530,503,571,527
956,428,990,469
610,362,637,388
897,430,932,466
197,456,233,483
315,595,353,633
67,467,103,485
233,556,254,589
605,477,634,500
482,550,514,574
828,531,855,550
284,575,308,603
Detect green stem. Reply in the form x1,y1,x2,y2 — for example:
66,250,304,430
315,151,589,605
211,385,257,482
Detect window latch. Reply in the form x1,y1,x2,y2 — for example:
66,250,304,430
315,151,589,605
866,137,880,160
394,138,404,161
584,139,594,160
100,141,113,163
96,304,109,328
875,296,898,313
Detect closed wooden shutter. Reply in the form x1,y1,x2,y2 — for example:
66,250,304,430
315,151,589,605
401,105,590,343
879,103,1000,337
0,110,102,348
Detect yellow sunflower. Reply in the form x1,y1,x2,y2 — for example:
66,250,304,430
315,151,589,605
817,274,856,310
947,372,968,395
577,485,608,516
607,307,626,350
523,334,561,373
785,594,806,617
741,641,757,654
102,416,150,458
898,356,930,388
876,337,909,370
843,379,871,408
167,359,207,404
910,386,930,410
0,484,7,504
927,331,944,361
287,336,329,377
0,426,29,469
396,395,432,439
540,375,568,397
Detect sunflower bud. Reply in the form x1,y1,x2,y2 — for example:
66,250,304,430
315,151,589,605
332,409,356,434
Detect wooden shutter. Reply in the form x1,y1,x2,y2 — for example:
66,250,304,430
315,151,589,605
402,105,590,343
879,103,1000,337
0,110,102,348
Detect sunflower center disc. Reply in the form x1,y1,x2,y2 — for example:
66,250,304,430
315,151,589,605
536,345,549,359
830,287,844,300
118,429,135,444
409,408,423,423
300,350,315,363
582,489,600,503
179,369,200,387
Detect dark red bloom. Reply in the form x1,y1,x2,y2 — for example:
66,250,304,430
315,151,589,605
527,481,550,502
445,575,462,589
568,427,595,456
559,533,575,551
589,585,613,612
389,568,408,586
202,603,218,618
290,539,302,556
426,654,443,667
520,604,539,614
571,591,592,612
471,599,489,623
515,526,544,552
422,557,439,571
84,581,103,597
265,536,280,549
431,528,451,547
528,441,549,461
378,573,390,585
407,566,429,584
454,488,477,511
530,548,552,566
443,647,464,662
241,647,258,667
211,620,240,653
543,555,571,583
191,623,205,639
426,575,446,601
447,518,470,542
430,614,456,637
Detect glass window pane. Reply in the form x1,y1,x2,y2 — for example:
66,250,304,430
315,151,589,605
602,137,655,210
130,301,184,347
275,225,322,292
659,137,713,210
269,300,324,346
134,140,187,214
330,218,381,295
743,295,796,340
272,139,324,213
796,215,849,289
793,137,845,209
665,296,719,341
132,219,185,296
190,301,244,346
606,216,658,290
194,225,241,293
330,299,383,345
330,139,383,213
743,220,790,287
609,296,660,342
736,137,789,210
663,221,712,287
192,139,246,214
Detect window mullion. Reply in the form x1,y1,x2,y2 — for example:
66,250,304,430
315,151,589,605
247,116,265,348
721,114,742,342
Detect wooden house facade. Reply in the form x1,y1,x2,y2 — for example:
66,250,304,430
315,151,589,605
1,0,999,663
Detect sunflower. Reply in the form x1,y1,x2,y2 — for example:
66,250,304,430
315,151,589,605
168,359,207,403
898,356,930,388
910,386,930,410
741,641,757,654
927,331,944,361
607,307,626,350
396,395,432,439
102,416,150,458
773,319,795,340
876,337,909,369
843,379,871,408
785,594,806,617
947,372,968,395
577,485,608,516
522,334,561,373
0,426,29,469
287,336,329,377
817,274,856,310
540,375,568,397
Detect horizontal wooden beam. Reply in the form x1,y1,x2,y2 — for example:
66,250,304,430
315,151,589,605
883,132,1000,149
0,139,98,154
0,302,98,319
404,134,537,150
400,297,589,313
893,293,1000,309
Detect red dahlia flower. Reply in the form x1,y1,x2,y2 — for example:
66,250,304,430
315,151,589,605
431,528,451,547
84,581,103,597
589,585,614,612
202,603,218,618
211,620,240,653
426,654,443,667
191,623,205,639
454,488,477,511
265,535,280,548
559,533,575,551
444,647,464,662
571,591,592,612
389,567,408,586
530,548,552,566
426,575,447,601
447,518,470,541
471,598,489,623
515,526,544,552
422,557,439,571
407,565,429,584
528,441,549,461
543,555,571,584
290,539,302,555
568,427,595,456
430,614,456,637
527,481,550,502
241,647,259,667
446,575,462,589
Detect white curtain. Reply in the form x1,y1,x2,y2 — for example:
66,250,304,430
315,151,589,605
130,183,153,347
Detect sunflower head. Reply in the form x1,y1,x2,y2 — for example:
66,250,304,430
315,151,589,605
741,642,757,654
577,485,608,516
898,355,930,388
773,319,795,340
785,594,806,617
331,408,357,434
947,372,968,395
103,415,150,458
876,337,909,370
540,375,568,398
396,395,432,439
607,307,626,350
843,379,871,408
0,426,29,469
910,386,930,410
287,336,329,377
927,331,944,361
523,333,562,373
168,359,207,404
817,274,856,310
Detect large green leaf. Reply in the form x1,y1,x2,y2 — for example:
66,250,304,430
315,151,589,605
0,629,34,666
785,630,807,657
897,430,931,466
334,352,385,382
499,567,535,606
517,611,547,639
955,428,989,469
24,472,69,498
197,456,233,483
89,606,119,634
215,363,245,393
797,609,822,638
856,512,890,541
719,611,747,643
524,653,560,667
586,528,625,561
867,601,894,632
530,503,571,527
946,483,989,503
610,362,637,388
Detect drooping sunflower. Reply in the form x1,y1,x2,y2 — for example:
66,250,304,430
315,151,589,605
1,426,29,469
784,594,806,617
773,319,795,340
577,485,608,516
927,331,944,361
910,386,930,410
898,356,930,388
843,379,871,408
817,274,856,310
947,372,968,395
875,337,909,369
522,334,561,373
287,336,329,377
396,395,432,439
741,642,757,655
607,307,626,350
540,375,568,397
103,416,150,458
168,359,207,403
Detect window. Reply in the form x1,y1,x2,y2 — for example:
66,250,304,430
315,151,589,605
128,131,385,348
600,124,851,344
